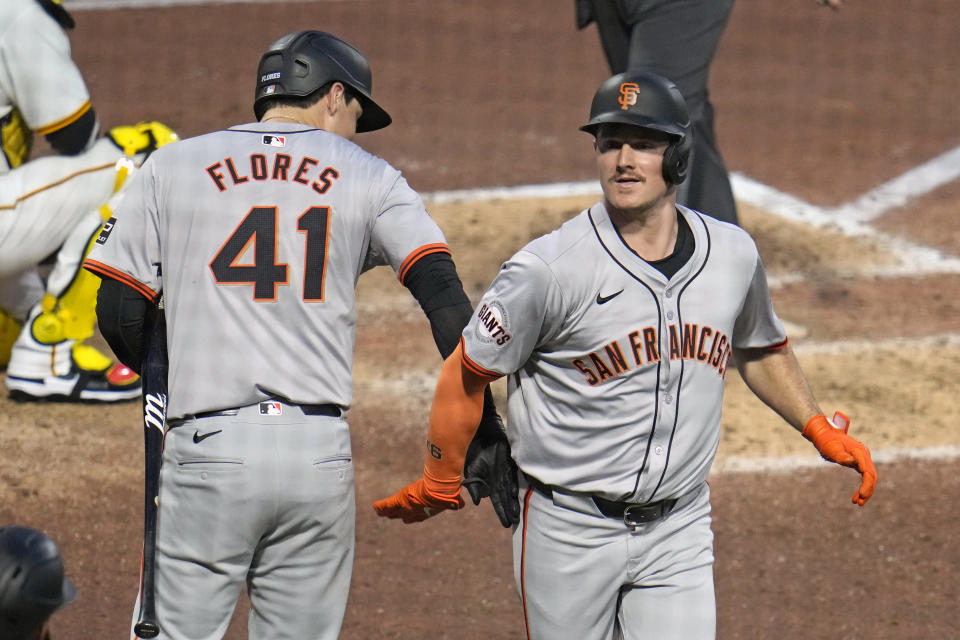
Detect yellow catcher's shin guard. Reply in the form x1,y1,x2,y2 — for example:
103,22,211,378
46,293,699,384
0,309,22,367
5,224,139,401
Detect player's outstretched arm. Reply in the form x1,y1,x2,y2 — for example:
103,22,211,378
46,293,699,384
374,343,497,523
402,251,519,526
734,344,877,506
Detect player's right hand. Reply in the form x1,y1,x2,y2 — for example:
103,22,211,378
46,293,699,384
802,414,878,506
373,477,465,524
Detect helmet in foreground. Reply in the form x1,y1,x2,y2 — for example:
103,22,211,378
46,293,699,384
0,526,77,638
581,71,692,185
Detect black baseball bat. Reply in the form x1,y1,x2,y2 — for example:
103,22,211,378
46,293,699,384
134,303,167,638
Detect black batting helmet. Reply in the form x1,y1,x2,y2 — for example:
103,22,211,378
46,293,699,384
254,30,392,133
581,71,692,185
0,526,76,638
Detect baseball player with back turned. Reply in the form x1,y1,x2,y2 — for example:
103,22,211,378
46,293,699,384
84,30,517,639
375,71,878,640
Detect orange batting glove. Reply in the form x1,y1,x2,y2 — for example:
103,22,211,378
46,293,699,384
802,413,878,506
373,469,465,524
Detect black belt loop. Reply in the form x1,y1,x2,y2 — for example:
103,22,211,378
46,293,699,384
525,474,678,527
299,403,341,417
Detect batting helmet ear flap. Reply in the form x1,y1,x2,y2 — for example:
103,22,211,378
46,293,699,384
662,132,691,185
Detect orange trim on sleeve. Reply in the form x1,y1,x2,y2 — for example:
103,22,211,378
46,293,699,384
35,101,92,136
766,338,789,351
459,337,504,381
396,243,451,283
83,259,160,303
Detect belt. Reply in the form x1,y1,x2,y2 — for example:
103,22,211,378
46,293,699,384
527,475,678,527
194,402,341,419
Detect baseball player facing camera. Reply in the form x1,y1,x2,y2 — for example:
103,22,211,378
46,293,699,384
375,71,877,640
84,29,517,639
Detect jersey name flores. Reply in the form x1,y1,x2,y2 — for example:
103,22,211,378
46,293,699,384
87,123,446,419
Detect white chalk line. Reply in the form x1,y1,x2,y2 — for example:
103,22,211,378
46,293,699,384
423,144,960,283
790,332,960,355
710,445,960,476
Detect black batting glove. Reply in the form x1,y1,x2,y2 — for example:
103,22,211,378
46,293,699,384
463,398,521,528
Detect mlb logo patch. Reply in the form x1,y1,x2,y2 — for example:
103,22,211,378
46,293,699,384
262,135,286,148
264,84,277,96
259,401,283,416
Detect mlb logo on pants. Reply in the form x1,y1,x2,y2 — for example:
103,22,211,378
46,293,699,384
259,401,283,415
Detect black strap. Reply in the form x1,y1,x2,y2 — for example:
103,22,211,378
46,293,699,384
526,474,678,525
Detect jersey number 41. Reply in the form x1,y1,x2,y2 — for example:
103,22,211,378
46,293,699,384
210,206,329,302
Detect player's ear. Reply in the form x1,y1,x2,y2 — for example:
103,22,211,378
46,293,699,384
327,83,346,114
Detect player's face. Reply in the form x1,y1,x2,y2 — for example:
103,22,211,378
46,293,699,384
595,125,673,215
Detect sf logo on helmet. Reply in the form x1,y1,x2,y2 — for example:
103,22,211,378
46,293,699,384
618,82,641,111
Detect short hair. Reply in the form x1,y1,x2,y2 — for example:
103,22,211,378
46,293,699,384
256,81,359,121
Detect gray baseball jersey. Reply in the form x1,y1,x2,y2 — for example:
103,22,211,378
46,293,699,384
1,0,92,173
461,203,785,504
85,122,449,420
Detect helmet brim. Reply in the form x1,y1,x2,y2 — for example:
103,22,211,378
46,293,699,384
355,94,392,133
579,113,685,138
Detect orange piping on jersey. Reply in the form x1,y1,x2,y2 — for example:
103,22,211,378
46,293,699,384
0,161,117,210
396,243,451,283
520,486,534,640
35,101,92,136
83,260,160,303
766,337,789,351
459,338,504,381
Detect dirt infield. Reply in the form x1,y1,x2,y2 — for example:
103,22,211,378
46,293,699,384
2,0,959,638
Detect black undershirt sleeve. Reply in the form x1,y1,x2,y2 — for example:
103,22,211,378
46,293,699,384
402,252,474,359
96,276,150,374
45,109,98,156
403,251,502,429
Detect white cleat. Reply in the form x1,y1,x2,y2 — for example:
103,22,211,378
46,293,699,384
4,307,140,403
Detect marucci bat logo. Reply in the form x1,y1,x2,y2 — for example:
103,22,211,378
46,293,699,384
143,393,167,433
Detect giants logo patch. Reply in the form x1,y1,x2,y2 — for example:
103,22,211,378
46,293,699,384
618,82,641,110
95,217,117,245
475,301,511,346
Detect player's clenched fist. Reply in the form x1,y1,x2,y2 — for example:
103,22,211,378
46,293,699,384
802,414,878,506
374,477,465,523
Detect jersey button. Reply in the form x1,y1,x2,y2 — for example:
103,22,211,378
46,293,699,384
666,310,674,320
665,394,673,404
655,446,664,456
665,289,673,298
